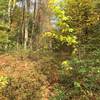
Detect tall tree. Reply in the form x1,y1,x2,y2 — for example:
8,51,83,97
24,0,29,49
8,0,16,29
64,0,99,58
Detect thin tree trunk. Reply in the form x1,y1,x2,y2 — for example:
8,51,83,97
21,0,25,47
8,0,12,29
31,0,37,49
8,0,16,29
24,0,29,49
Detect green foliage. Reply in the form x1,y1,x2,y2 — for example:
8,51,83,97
44,32,78,46
0,31,17,52
0,76,9,90
0,0,8,18
60,60,73,75
49,84,66,100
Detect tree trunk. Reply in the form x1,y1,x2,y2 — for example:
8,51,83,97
8,0,12,29
8,0,16,29
24,0,29,49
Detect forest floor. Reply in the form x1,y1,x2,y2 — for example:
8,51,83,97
0,54,54,100
0,54,100,100
0,54,36,77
